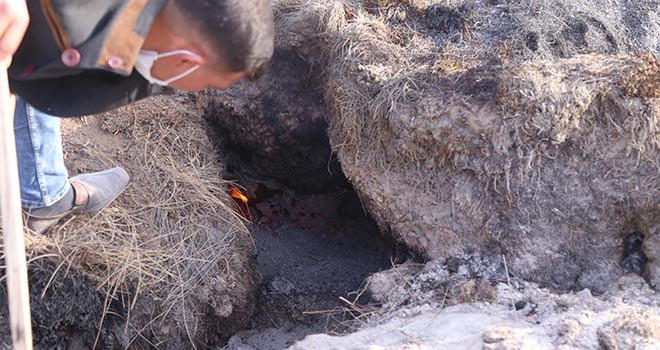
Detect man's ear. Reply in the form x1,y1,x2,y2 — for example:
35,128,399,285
178,51,205,66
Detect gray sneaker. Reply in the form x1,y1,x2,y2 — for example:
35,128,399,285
24,167,130,234
69,167,130,213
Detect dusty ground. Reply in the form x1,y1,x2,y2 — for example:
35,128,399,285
290,266,660,349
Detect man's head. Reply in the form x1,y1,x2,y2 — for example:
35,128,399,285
141,0,275,91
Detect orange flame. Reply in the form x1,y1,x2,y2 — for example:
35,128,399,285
228,185,249,205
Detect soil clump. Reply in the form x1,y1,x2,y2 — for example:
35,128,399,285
273,0,660,294
222,0,660,348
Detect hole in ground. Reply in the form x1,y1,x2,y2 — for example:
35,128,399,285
225,179,411,349
204,122,415,349
622,231,648,277
201,47,418,347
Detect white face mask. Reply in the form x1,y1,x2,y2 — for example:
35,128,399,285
134,49,201,86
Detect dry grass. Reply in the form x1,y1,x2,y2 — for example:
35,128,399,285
276,0,659,173
3,94,250,347
498,53,659,148
273,0,660,208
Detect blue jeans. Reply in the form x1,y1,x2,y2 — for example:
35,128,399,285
13,98,70,209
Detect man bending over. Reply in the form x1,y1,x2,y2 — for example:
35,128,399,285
0,0,274,233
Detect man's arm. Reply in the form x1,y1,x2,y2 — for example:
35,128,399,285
0,0,29,65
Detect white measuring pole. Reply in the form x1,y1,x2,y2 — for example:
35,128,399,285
0,62,34,350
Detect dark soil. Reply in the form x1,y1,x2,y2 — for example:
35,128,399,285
0,260,127,350
224,181,408,349
202,48,348,195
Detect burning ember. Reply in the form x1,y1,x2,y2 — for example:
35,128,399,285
228,184,249,205
226,181,331,233
227,184,251,220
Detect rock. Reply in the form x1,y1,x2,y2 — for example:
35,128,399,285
483,325,544,350
289,308,513,350
366,262,424,303
365,257,499,310
289,275,659,350
597,311,660,350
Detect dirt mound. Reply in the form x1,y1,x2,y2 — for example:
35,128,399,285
1,95,256,348
273,0,659,293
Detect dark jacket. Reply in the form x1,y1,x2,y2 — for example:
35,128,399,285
9,0,171,117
